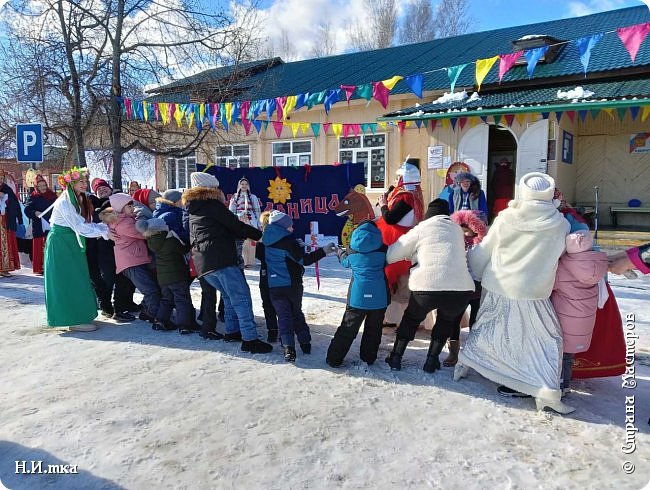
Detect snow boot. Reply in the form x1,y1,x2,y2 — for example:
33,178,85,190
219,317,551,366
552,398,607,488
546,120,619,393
200,330,224,341
385,339,409,371
300,343,312,354
423,338,445,373
454,362,469,381
224,331,243,342
442,340,460,367
241,339,273,354
284,346,297,362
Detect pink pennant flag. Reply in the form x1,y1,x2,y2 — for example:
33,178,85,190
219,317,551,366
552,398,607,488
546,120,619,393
343,124,353,138
352,124,361,136
211,103,219,127
459,117,468,130
124,98,133,119
323,123,331,134
242,118,252,135
372,81,390,109
567,111,576,124
430,120,437,131
617,22,650,62
397,121,406,135
499,51,523,83
504,114,515,127
240,100,250,122
169,103,175,123
275,96,287,121
273,121,284,138
341,85,356,105
153,102,159,121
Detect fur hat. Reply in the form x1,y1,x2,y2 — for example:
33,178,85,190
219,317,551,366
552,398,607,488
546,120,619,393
454,172,478,185
450,210,488,247
162,189,182,203
109,193,133,213
268,210,292,229
91,178,112,194
519,172,555,202
190,172,219,189
565,230,593,254
425,198,450,219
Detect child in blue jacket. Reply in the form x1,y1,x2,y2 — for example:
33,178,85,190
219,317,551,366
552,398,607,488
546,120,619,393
326,220,388,367
262,210,336,362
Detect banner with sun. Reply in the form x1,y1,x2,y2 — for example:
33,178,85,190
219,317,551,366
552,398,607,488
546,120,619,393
198,163,367,239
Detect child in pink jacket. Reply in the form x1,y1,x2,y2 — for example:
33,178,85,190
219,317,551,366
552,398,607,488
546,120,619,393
551,230,608,394
103,193,161,322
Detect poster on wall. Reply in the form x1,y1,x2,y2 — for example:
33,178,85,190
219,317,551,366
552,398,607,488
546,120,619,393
427,145,444,169
630,133,650,153
562,130,573,164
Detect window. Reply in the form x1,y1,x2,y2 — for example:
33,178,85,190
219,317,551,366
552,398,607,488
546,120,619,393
51,174,62,191
272,140,312,166
339,134,386,189
166,152,197,189
217,144,250,168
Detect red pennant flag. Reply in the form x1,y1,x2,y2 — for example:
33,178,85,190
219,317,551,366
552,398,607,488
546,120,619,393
341,85,356,105
459,117,468,130
372,81,390,108
617,22,650,62
504,114,515,127
343,124,353,138
323,123,331,134
430,120,437,131
567,111,576,124
272,121,284,138
498,51,523,83
397,121,406,135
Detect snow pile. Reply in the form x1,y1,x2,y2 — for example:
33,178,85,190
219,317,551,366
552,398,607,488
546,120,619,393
557,87,595,101
434,90,468,105
467,92,481,102
0,261,649,488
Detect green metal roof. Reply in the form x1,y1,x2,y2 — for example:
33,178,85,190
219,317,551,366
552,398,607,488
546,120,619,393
147,6,650,103
380,78,650,120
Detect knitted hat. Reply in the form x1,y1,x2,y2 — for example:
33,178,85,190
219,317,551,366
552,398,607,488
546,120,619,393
35,174,48,186
425,198,450,219
519,172,555,202
132,188,160,207
91,178,112,194
109,192,133,213
162,189,182,203
268,210,293,229
565,230,593,254
190,172,219,188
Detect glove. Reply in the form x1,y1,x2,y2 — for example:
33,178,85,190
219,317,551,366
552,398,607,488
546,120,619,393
297,239,306,248
322,242,337,255
336,248,348,261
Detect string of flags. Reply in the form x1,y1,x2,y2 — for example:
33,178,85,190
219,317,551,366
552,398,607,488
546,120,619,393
118,21,650,133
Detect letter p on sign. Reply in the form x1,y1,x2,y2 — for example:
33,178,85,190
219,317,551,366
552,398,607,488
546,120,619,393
16,123,44,163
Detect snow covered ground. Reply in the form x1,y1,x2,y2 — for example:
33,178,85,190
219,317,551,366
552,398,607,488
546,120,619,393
1,256,649,489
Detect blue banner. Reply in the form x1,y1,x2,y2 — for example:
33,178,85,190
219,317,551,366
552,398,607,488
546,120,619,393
197,163,366,239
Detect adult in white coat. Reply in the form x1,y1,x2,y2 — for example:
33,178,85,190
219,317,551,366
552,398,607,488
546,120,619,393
454,172,573,414
229,177,261,267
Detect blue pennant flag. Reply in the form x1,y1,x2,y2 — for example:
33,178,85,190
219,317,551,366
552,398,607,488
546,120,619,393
324,89,340,114
575,33,603,74
405,74,424,98
524,46,549,79
253,119,262,134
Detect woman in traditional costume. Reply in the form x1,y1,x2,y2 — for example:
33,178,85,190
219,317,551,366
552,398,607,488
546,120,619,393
44,167,109,331
0,171,22,277
228,177,262,267
24,174,57,275
376,161,424,326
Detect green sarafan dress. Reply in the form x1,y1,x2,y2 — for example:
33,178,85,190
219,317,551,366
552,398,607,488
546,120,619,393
43,188,108,327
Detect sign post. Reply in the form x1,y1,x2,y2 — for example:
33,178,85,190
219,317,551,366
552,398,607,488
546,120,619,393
16,123,44,164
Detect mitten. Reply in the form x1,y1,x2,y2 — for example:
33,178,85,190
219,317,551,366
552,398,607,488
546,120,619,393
323,242,337,255
142,217,169,237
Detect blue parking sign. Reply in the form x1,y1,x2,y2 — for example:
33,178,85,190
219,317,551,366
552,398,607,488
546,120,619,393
16,123,44,163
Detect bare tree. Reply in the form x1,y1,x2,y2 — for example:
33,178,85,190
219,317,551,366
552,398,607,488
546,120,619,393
310,22,337,58
348,0,397,51
399,0,436,45
434,0,473,39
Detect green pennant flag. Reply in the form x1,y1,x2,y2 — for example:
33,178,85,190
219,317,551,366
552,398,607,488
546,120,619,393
356,84,373,101
361,123,370,134
616,107,627,121
493,114,502,125
590,109,600,120
306,91,326,109
310,123,320,137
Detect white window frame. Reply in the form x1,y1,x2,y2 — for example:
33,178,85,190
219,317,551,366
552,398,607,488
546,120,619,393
216,144,251,168
338,133,387,190
51,174,62,192
271,140,312,166
166,152,197,189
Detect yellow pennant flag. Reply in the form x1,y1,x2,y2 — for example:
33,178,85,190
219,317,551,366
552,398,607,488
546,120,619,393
469,117,478,128
284,95,297,120
602,108,615,119
475,56,499,92
159,103,168,124
515,113,526,126
332,123,343,138
378,121,387,130
404,121,412,128
225,103,233,125
381,75,404,91
441,119,449,129
173,105,183,127
143,101,148,122
199,103,205,123
290,122,300,138
300,123,310,135
188,111,195,128
641,106,650,122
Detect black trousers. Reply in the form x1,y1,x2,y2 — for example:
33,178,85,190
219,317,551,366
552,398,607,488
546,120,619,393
327,306,386,365
86,238,112,308
396,291,473,343
449,296,481,341
198,276,218,334
259,273,278,331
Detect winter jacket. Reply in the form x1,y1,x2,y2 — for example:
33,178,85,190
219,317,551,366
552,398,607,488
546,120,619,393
387,215,475,293
262,223,326,289
153,199,189,245
468,200,569,299
110,213,151,274
183,186,261,277
627,242,650,275
446,187,488,216
147,231,190,286
24,191,56,237
0,183,23,231
341,221,388,310
551,244,608,353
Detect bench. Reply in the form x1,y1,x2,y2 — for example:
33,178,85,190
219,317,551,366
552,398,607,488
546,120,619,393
610,206,650,227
